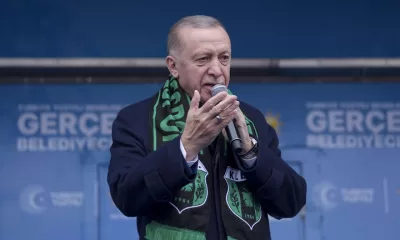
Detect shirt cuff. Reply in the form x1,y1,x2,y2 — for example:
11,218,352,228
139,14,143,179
241,156,257,168
180,138,199,167
180,137,255,168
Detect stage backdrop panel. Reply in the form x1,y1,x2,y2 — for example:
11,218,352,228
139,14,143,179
0,82,399,240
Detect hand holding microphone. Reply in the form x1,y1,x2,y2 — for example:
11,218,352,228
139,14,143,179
211,84,243,153
181,87,240,161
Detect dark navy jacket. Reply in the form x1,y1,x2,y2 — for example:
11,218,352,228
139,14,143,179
107,95,307,239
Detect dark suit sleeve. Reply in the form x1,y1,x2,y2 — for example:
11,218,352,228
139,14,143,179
236,109,307,219
107,109,197,217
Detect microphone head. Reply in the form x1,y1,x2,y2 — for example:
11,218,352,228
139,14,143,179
211,84,227,97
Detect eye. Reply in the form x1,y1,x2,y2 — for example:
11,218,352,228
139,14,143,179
220,55,230,60
196,56,210,65
220,55,230,64
197,56,209,62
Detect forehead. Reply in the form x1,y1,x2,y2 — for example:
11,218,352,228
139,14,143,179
177,26,231,55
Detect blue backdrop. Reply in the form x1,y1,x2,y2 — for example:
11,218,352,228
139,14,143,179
1,0,400,58
0,82,399,240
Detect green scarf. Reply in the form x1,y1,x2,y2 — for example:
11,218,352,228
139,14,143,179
151,75,257,151
145,75,267,240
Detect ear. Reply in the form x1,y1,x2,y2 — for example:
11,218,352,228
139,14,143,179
165,55,179,78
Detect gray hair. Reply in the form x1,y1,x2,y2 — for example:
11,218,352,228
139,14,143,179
167,15,226,55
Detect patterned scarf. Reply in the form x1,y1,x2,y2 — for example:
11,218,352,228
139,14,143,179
146,75,265,240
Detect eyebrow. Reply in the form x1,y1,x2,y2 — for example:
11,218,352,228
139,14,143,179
192,50,211,57
193,50,231,58
219,51,231,55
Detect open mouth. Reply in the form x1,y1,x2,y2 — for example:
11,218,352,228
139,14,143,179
203,84,215,91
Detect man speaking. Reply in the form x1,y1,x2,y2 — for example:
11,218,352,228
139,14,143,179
107,15,307,240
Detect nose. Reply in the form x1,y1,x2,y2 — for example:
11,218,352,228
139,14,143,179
207,58,223,79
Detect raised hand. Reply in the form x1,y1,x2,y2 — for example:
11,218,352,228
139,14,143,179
181,90,239,161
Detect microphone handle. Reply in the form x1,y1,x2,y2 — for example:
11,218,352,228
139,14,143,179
225,122,242,153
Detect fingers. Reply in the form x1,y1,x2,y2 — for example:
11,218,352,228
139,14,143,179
215,108,238,127
207,95,238,118
214,100,239,125
189,90,200,111
199,91,228,113
232,107,246,127
219,100,239,119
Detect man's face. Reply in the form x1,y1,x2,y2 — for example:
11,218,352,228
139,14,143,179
167,26,231,103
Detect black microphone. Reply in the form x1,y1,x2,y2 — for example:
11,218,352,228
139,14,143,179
211,84,242,154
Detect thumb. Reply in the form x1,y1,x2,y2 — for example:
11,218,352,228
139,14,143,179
190,90,200,110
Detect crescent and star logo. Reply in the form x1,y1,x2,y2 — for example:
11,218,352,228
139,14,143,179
19,185,83,215
312,181,338,211
19,185,48,214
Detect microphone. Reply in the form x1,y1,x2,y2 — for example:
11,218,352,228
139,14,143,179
211,84,242,154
